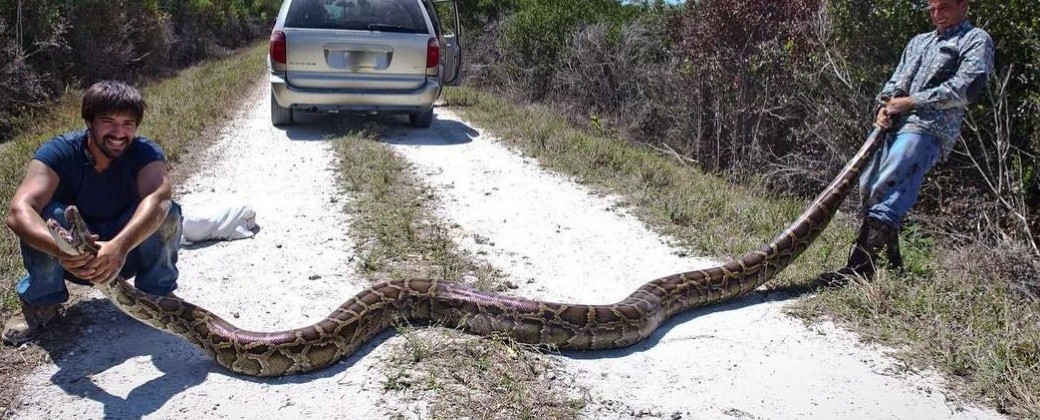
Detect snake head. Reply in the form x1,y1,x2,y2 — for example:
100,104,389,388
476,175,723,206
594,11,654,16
46,218,82,256
66,206,92,238
47,206,99,255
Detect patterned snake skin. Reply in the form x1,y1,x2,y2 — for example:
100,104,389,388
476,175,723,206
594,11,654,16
46,128,885,377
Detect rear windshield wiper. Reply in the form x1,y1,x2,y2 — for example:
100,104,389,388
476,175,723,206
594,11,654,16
366,24,417,33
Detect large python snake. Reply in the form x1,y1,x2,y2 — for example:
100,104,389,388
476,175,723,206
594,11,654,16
46,128,885,377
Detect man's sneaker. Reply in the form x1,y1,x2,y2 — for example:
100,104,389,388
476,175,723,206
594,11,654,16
2,301,60,346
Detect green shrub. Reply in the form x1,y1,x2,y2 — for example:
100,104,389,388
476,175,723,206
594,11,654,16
0,0,281,143
498,0,637,99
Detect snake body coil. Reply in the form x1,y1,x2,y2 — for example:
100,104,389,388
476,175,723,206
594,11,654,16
47,129,885,377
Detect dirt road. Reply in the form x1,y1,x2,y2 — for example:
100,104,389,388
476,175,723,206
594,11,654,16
7,82,1005,419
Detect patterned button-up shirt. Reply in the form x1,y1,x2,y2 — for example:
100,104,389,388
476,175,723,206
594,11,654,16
878,20,995,159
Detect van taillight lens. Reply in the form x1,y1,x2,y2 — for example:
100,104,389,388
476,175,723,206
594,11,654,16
270,30,286,64
426,37,439,69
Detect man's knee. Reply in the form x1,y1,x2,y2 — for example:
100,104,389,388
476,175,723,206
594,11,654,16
164,202,182,225
158,202,183,245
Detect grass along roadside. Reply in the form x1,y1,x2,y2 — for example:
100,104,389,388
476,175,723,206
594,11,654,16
331,124,587,419
0,42,269,416
440,87,878,286
440,86,1039,418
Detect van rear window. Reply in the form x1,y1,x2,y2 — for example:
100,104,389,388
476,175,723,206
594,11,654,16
286,0,428,33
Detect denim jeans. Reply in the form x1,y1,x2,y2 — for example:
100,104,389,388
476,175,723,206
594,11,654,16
858,131,942,229
16,201,182,306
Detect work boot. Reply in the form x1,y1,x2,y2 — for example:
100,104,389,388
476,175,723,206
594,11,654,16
886,230,904,270
817,217,898,286
2,301,60,346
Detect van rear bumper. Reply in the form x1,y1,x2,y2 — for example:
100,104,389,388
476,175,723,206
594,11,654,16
270,73,441,112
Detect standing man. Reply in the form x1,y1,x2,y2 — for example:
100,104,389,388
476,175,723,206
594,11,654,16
823,0,994,282
3,81,182,345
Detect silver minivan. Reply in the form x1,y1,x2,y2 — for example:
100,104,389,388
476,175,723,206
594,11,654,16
268,0,462,127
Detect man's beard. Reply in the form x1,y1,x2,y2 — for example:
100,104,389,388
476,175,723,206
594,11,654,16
93,134,130,160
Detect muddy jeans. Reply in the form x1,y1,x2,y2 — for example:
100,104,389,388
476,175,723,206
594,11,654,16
859,131,942,229
16,201,182,306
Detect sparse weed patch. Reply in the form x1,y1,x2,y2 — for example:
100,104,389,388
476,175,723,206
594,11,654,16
381,322,586,420
330,122,587,418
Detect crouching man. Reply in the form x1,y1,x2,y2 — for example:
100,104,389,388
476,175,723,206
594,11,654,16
3,81,182,345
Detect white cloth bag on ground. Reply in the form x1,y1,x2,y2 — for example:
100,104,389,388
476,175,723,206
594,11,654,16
180,204,258,245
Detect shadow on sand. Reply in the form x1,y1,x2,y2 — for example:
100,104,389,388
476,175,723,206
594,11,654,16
34,295,391,420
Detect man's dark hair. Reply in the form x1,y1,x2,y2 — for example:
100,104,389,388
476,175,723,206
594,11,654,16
81,81,147,125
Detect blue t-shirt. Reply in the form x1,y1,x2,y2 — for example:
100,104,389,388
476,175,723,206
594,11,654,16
34,130,166,227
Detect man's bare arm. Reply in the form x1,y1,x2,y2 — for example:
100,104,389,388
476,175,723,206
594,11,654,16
5,160,95,277
114,160,173,252
6,160,67,257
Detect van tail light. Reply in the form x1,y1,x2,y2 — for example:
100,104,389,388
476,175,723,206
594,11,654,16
270,30,287,64
426,37,439,69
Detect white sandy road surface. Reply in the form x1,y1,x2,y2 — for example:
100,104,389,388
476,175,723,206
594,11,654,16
8,82,1005,420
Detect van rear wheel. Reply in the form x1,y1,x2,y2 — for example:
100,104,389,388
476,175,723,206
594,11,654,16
271,92,294,126
409,109,434,128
